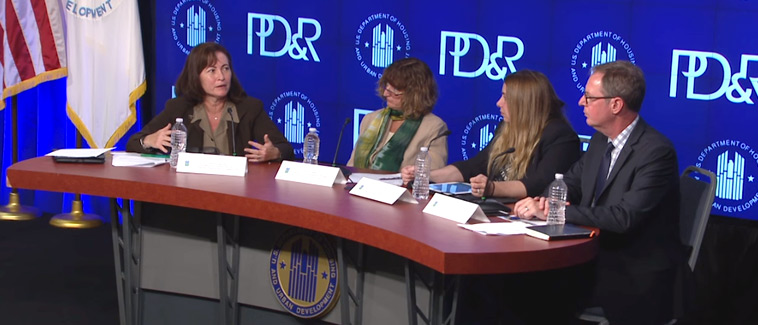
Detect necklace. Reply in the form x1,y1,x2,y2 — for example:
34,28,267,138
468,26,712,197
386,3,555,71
204,101,226,121
206,110,223,121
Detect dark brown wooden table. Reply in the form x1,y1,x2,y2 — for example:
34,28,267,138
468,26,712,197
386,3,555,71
7,156,598,324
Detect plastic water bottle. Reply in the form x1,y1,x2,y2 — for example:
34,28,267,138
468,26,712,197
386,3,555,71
169,118,187,169
303,127,320,164
547,173,567,225
412,147,431,200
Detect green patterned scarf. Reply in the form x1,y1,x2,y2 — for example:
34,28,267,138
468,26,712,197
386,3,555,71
353,108,422,171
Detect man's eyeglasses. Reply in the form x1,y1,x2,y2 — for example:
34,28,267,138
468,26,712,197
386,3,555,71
584,95,615,105
384,85,404,97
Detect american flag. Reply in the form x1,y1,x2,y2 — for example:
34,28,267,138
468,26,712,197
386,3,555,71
1,0,67,109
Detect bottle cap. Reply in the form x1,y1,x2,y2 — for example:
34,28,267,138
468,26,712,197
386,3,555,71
555,173,563,179
309,127,317,132
176,118,183,123
420,147,429,152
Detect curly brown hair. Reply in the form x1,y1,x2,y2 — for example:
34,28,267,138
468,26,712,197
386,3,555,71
376,58,438,120
174,42,247,106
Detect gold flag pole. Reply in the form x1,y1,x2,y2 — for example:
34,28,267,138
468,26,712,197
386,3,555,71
0,95,41,220
49,130,102,228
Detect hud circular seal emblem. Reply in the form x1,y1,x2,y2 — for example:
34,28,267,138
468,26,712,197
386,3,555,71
695,139,758,216
268,91,322,157
569,30,636,94
170,0,222,55
460,114,502,160
270,228,339,319
354,13,412,78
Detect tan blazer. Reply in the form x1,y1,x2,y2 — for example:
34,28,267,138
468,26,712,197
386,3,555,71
348,110,448,171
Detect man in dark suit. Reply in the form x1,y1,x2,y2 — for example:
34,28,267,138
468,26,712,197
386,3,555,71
514,60,683,325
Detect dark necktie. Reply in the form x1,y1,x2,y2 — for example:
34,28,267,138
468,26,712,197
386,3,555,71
594,142,615,201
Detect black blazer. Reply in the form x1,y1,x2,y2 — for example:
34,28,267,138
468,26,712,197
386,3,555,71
563,118,684,319
452,118,580,197
127,96,294,160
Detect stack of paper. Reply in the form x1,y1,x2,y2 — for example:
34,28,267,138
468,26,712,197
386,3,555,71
46,148,113,158
111,152,168,167
349,172,403,186
457,222,529,236
457,217,547,236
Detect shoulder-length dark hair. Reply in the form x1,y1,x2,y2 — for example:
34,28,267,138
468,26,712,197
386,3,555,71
174,42,246,105
376,57,438,120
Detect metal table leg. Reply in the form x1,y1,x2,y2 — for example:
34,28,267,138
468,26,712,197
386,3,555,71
337,239,365,325
111,199,142,325
405,260,459,325
216,213,240,325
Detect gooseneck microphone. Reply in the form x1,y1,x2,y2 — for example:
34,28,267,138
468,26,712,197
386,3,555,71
482,147,515,199
426,129,452,149
474,147,515,215
332,117,352,179
332,117,351,167
228,107,237,156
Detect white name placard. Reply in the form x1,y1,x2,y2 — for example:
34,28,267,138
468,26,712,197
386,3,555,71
275,160,347,187
175,152,248,177
423,194,490,224
348,177,418,205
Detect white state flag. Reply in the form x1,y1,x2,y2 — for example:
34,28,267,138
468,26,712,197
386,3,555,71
64,0,145,148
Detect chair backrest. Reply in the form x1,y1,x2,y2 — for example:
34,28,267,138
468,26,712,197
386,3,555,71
679,166,716,271
578,135,591,154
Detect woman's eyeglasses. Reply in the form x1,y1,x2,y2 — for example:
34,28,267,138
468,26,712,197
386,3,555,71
384,85,404,97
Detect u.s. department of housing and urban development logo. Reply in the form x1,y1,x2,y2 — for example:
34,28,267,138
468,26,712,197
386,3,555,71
569,31,636,94
460,114,503,160
171,0,222,55
354,13,411,78
270,228,339,319
268,91,322,157
696,139,758,215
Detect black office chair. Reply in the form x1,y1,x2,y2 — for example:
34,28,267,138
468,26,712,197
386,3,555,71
678,166,716,270
579,135,591,154
578,165,717,324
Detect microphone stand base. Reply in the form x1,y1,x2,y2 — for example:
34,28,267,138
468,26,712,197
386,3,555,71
477,198,512,215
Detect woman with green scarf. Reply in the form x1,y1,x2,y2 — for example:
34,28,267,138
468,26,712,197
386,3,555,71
348,58,448,172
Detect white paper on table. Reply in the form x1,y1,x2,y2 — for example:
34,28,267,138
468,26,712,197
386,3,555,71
495,216,548,227
111,152,168,167
349,172,403,186
46,148,114,158
457,222,529,236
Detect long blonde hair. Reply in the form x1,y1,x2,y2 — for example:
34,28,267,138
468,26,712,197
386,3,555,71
488,70,566,180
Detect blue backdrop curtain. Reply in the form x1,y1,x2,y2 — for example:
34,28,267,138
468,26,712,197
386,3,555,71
0,78,141,221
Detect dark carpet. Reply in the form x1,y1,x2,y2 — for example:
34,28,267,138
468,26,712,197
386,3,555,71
0,214,119,325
